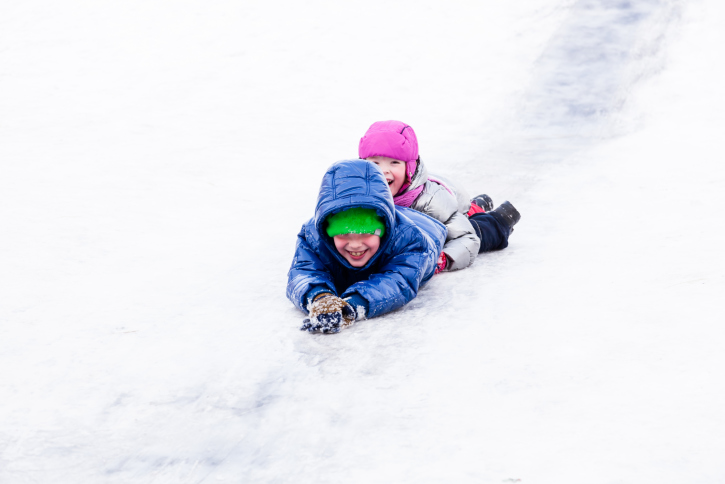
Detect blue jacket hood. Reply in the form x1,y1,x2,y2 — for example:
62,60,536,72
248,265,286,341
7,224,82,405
315,159,395,269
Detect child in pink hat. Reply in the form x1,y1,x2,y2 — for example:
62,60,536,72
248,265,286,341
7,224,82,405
359,120,520,272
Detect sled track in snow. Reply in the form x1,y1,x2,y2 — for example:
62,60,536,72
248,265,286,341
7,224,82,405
227,2,686,483
222,2,685,482
479,0,682,195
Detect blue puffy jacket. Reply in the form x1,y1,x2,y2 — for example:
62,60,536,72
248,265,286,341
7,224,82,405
287,159,447,318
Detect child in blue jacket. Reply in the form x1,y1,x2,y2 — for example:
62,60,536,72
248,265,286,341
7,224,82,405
287,159,447,333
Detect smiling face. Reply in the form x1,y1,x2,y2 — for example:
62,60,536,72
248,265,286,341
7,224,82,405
367,156,408,196
332,233,381,267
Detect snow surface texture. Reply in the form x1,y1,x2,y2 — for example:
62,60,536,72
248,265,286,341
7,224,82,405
1,0,724,482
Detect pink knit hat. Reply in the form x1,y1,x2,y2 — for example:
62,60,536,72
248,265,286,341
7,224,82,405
358,120,419,180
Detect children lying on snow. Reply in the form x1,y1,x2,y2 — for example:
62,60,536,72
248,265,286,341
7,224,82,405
287,158,446,333
287,124,521,334
358,120,520,272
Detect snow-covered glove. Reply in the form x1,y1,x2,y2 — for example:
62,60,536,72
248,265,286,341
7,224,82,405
300,294,357,334
434,252,448,274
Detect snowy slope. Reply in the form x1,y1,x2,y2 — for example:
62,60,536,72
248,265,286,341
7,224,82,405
1,0,724,482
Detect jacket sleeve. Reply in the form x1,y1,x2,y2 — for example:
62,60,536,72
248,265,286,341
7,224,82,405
416,185,481,271
286,225,338,313
341,224,440,318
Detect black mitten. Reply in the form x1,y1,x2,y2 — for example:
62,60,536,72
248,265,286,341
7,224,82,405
300,295,357,334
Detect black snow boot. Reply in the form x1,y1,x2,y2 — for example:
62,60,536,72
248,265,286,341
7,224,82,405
491,201,521,231
471,193,494,212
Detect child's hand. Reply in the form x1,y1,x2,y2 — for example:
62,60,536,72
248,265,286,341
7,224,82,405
300,295,357,333
434,252,448,274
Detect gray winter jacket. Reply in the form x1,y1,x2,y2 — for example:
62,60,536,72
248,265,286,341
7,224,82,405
405,161,480,271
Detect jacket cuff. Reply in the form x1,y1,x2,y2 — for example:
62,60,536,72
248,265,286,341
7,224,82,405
304,285,335,310
343,293,369,320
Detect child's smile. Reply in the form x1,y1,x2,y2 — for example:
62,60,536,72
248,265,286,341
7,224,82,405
367,156,407,196
333,233,381,267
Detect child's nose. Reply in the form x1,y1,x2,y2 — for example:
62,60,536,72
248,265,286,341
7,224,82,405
347,239,366,249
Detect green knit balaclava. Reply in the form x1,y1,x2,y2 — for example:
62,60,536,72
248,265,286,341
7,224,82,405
325,207,386,237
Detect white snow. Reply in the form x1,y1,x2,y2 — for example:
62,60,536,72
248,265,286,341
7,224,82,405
1,0,724,482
